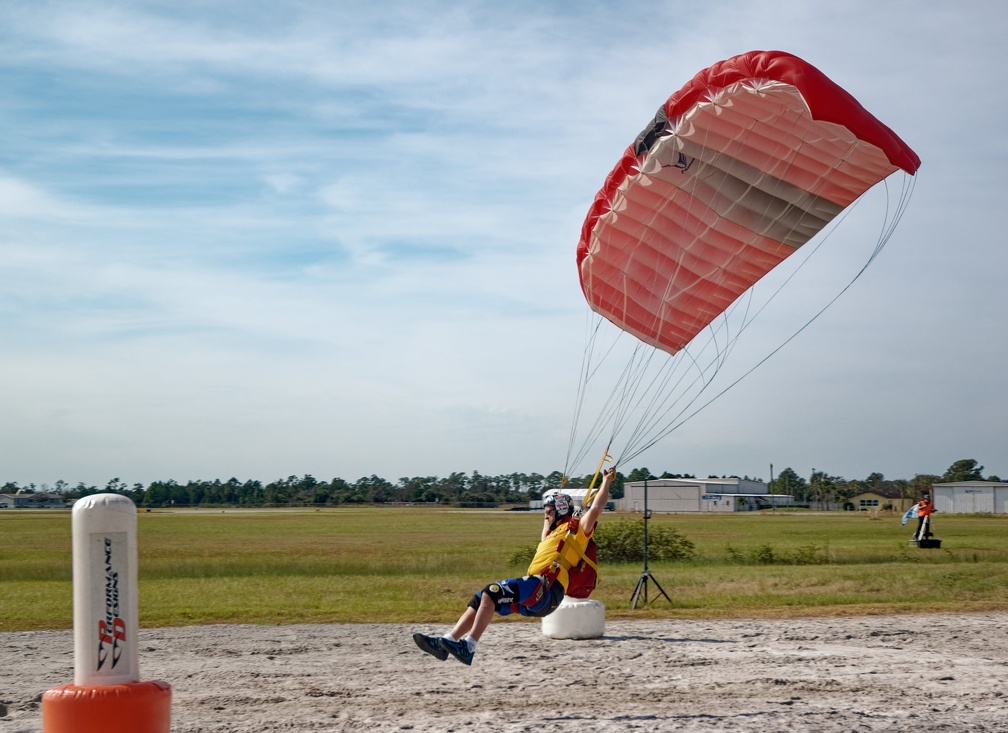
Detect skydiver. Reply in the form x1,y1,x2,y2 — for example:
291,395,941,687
914,494,935,540
412,468,615,665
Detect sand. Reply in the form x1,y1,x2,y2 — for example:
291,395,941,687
2,611,1007,732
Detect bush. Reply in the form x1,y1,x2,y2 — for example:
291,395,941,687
508,545,536,567
595,519,695,562
725,542,830,565
508,519,696,566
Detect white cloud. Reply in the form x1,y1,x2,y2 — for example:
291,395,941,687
1,1,1006,486
0,175,85,218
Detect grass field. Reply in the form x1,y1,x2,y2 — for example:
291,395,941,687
2,507,1007,632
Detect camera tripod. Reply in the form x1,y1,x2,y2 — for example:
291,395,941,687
629,481,672,609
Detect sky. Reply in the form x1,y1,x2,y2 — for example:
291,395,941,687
2,1,1005,489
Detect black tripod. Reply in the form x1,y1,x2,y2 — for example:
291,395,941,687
630,479,672,608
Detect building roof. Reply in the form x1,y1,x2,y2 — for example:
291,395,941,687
934,480,1008,488
850,488,907,500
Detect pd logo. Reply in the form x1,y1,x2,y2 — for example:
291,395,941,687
97,617,126,670
95,535,126,671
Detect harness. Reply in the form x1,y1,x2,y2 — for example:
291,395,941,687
520,516,599,609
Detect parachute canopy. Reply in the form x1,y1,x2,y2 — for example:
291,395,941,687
577,50,921,357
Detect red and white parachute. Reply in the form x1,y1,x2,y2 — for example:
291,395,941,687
566,50,920,473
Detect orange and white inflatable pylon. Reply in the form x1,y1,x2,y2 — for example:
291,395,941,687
42,494,171,733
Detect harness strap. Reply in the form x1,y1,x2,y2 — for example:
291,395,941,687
517,574,553,609
559,518,598,571
537,518,598,589
566,525,598,573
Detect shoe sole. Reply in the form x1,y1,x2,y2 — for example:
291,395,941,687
413,633,448,661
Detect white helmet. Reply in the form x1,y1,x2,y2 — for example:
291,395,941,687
544,492,574,526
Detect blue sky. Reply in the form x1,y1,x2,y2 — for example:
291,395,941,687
2,1,1005,488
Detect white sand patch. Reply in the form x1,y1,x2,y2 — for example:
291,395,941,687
3,612,1006,732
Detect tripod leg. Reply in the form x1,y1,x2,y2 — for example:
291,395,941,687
630,573,648,609
647,573,673,604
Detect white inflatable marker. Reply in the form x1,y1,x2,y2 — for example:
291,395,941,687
42,493,171,733
71,493,141,685
541,596,606,639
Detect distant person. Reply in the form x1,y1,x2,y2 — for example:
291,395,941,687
914,494,934,540
412,468,615,665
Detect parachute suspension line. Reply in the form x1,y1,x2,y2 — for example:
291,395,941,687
611,194,851,467
568,311,702,477
615,359,699,465
876,172,917,264
625,172,916,464
616,308,752,465
601,341,662,465
613,105,819,466
618,204,860,464
564,311,606,477
611,348,687,466
612,294,753,463
617,171,919,466
566,311,656,478
566,316,625,478
615,292,767,462
617,128,874,464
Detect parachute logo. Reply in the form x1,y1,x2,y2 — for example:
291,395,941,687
666,152,695,173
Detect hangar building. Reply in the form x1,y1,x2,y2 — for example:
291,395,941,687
932,481,1008,514
622,477,793,513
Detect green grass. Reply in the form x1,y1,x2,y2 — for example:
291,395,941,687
2,507,1007,631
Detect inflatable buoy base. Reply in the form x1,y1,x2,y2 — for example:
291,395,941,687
541,596,605,639
42,680,171,733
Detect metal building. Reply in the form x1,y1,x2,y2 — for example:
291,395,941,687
932,481,1008,514
622,478,793,513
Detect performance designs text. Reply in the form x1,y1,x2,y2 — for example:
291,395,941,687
96,536,126,670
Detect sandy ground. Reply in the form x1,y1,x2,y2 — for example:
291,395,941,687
2,612,1007,732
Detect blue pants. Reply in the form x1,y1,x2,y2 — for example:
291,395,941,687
469,575,564,618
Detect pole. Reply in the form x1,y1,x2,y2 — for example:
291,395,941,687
630,478,672,608
643,479,649,573
770,463,775,513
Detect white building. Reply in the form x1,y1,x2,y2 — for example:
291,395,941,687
932,481,1008,514
0,492,68,508
622,478,793,513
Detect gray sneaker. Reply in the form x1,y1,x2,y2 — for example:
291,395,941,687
413,633,448,661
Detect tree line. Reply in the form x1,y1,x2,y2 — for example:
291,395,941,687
761,458,999,506
2,458,998,509
3,471,581,508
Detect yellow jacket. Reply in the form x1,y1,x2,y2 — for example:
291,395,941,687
526,518,593,592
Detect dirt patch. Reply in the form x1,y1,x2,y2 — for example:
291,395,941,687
3,612,1006,732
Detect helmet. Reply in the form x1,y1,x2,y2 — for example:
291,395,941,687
544,492,574,523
